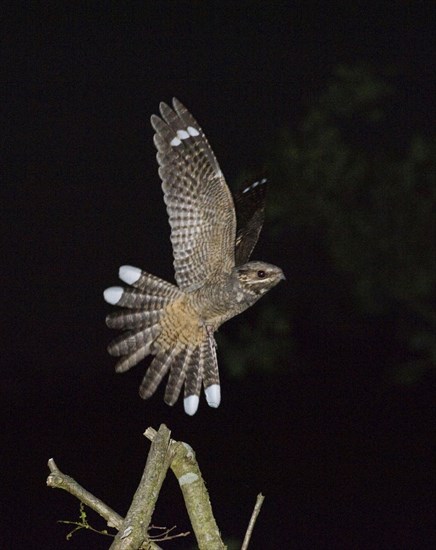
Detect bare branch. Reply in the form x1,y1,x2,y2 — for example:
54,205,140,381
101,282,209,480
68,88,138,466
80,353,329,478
241,493,265,550
145,428,226,550
46,459,163,549
48,425,255,550
47,458,123,530
109,424,173,550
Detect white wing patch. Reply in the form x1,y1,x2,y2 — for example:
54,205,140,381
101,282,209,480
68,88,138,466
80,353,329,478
170,136,182,146
242,178,267,193
170,126,201,147
176,129,190,140
187,126,200,136
152,99,237,291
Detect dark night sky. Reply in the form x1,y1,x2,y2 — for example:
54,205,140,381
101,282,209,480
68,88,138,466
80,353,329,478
2,3,434,549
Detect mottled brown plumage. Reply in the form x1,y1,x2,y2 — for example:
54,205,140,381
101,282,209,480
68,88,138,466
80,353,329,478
104,99,284,415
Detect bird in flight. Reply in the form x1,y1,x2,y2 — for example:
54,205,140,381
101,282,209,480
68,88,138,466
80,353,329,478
104,99,284,415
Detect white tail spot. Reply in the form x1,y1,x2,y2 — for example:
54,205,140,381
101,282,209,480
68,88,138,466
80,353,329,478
119,265,142,285
170,136,182,146
184,395,200,416
104,287,124,305
205,384,221,408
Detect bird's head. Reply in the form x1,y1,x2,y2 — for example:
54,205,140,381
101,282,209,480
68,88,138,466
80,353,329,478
233,261,285,299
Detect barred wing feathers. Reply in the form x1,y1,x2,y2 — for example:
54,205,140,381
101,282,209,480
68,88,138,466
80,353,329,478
151,99,237,291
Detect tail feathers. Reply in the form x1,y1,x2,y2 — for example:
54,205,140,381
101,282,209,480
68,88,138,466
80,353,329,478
118,265,182,297
106,309,164,330
115,345,154,374
104,266,182,310
139,347,179,400
105,287,176,310
202,337,220,388
105,267,182,372
183,346,203,400
164,346,192,406
107,324,161,357
105,266,221,415
138,334,220,416
164,346,203,407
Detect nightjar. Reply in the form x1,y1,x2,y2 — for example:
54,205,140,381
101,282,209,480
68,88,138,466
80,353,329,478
104,99,284,415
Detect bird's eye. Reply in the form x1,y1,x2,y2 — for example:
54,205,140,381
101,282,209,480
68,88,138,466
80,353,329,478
257,270,266,278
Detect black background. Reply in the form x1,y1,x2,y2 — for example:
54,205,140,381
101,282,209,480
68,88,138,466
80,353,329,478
2,2,434,548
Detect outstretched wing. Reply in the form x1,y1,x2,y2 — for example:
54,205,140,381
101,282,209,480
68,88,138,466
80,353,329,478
234,178,267,265
151,99,236,292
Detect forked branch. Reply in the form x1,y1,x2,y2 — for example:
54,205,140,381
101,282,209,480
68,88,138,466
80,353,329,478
145,427,226,549
47,424,264,549
47,458,123,530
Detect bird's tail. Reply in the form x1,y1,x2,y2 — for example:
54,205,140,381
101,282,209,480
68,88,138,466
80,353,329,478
104,265,220,415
